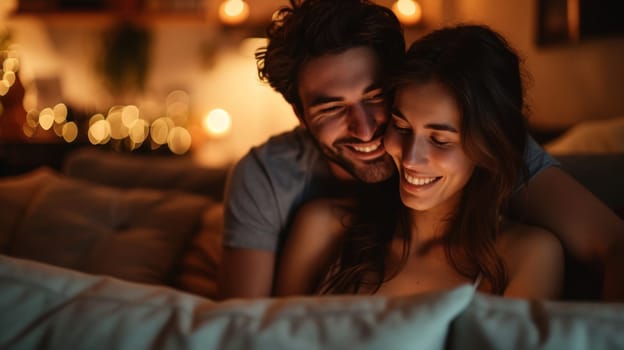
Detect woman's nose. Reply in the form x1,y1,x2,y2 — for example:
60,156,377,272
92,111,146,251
403,135,430,165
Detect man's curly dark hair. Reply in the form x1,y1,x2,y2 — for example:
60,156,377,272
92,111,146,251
255,0,405,115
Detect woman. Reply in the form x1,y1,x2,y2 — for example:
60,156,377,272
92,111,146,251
276,25,564,298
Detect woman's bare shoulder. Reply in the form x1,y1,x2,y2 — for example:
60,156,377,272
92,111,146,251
497,220,564,299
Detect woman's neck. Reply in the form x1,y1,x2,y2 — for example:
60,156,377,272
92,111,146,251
406,197,459,253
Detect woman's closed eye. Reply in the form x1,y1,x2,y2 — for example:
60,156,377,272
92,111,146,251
431,136,451,146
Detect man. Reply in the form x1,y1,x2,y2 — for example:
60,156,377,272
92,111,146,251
218,0,624,300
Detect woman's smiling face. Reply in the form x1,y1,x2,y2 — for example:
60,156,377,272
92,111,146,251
384,81,475,213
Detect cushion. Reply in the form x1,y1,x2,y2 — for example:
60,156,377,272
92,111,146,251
8,170,211,285
450,292,624,349
174,202,224,298
545,117,624,155
0,167,53,252
0,254,476,350
62,147,229,200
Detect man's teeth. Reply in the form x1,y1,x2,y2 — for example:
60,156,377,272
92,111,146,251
353,143,380,153
404,173,438,186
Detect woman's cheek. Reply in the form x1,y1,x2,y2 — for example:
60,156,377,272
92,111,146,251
384,128,402,160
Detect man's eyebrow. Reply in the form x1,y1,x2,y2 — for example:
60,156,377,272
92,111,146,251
308,84,383,108
309,95,342,108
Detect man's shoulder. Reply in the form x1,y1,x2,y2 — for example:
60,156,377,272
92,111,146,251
237,127,321,172
258,126,315,154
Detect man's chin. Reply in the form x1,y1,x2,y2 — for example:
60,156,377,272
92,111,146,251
321,145,395,183
350,157,396,183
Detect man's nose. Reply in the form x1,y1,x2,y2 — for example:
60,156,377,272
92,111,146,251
347,104,376,141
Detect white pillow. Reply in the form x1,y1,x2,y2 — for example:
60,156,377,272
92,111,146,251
450,292,624,349
0,255,475,350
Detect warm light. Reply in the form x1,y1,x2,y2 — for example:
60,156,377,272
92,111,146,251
22,123,35,137
26,109,38,128
107,106,129,140
167,126,192,155
121,105,140,128
53,122,64,137
39,108,54,130
62,122,78,142
3,57,19,72
89,119,112,144
218,0,250,25
89,113,105,126
129,119,149,143
53,103,68,123
392,0,422,26
167,101,189,126
203,108,232,136
0,80,9,96
150,118,170,145
166,90,190,126
3,71,15,86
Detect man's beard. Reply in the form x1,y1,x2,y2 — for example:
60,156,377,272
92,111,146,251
318,142,396,183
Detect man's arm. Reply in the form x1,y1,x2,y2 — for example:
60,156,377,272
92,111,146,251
216,152,283,300
217,248,275,299
510,167,624,301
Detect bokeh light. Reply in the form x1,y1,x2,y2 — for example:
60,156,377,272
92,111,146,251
39,108,54,130
167,126,192,155
392,0,422,25
62,121,78,142
203,108,232,136
219,0,250,25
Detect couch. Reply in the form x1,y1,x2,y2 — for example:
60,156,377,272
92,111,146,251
1,146,624,349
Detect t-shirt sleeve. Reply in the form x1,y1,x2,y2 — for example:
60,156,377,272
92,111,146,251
222,152,282,251
524,135,560,179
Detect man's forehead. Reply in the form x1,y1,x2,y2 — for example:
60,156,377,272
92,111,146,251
297,47,382,102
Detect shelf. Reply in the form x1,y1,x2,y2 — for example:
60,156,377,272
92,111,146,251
11,9,208,27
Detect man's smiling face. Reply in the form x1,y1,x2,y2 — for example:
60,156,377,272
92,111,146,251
297,46,396,183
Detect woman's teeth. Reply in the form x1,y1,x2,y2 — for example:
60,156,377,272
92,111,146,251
404,173,439,186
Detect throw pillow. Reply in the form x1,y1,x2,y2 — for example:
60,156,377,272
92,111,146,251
9,171,211,285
